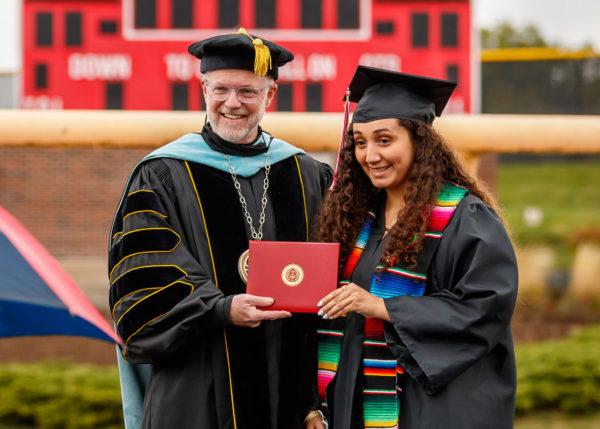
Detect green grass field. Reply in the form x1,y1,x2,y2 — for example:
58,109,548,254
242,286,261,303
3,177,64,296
497,160,600,267
515,413,600,429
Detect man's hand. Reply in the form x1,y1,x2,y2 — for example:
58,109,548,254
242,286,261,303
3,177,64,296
230,294,292,327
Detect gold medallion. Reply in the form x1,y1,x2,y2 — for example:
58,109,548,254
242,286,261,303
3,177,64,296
281,264,304,287
238,249,250,284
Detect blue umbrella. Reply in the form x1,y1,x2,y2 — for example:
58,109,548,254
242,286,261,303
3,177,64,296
0,204,121,344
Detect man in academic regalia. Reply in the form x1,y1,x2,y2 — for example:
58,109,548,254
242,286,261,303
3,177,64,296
108,29,332,429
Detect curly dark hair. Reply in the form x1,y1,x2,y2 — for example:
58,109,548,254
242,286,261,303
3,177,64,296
316,118,497,274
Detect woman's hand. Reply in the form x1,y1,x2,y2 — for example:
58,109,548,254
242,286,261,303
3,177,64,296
304,410,326,429
305,415,326,429
317,283,391,322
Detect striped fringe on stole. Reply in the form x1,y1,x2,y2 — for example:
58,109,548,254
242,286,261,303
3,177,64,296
317,183,467,427
363,269,425,428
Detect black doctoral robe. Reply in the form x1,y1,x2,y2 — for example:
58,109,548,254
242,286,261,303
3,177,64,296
109,138,331,429
325,195,518,429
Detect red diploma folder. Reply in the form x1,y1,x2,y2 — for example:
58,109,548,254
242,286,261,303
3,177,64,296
246,241,340,313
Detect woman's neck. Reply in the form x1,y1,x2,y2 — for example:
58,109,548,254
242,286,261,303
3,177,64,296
384,190,405,230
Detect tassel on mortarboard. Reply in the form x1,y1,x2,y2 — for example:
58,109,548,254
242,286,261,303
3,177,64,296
330,88,351,191
237,27,272,77
188,28,292,80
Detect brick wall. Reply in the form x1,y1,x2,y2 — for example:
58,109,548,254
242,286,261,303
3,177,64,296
0,147,151,257
0,147,498,259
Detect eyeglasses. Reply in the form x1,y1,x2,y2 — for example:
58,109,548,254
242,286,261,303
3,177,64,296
204,81,268,104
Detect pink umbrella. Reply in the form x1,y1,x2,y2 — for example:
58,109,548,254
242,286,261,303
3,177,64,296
0,204,121,344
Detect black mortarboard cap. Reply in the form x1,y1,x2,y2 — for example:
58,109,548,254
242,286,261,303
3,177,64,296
188,28,294,80
349,65,457,124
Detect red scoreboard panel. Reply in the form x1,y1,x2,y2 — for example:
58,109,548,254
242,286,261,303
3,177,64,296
23,0,472,113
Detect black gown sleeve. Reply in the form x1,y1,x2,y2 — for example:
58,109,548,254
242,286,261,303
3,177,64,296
382,196,518,395
109,160,230,364
317,160,334,195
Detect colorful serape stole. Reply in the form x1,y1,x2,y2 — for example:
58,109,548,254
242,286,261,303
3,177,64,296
317,182,467,428
317,211,375,405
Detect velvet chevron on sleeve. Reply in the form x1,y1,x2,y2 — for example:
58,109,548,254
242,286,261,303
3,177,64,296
108,159,226,362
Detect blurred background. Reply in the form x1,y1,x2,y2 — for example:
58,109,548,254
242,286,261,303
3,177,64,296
1,0,599,427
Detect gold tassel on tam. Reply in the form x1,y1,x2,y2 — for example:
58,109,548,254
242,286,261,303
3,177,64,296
252,39,271,76
236,28,272,76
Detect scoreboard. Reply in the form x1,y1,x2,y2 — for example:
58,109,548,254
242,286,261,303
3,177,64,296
23,0,473,112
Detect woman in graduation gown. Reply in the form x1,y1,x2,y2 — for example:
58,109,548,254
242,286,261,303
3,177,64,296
308,66,518,429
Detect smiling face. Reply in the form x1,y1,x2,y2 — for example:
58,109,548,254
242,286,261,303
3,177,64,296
353,118,415,198
202,69,277,144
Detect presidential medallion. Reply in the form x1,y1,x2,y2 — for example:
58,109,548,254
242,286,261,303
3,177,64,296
238,249,250,284
281,264,304,287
